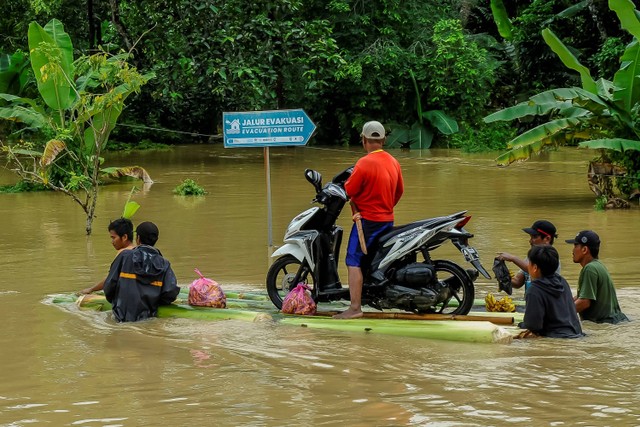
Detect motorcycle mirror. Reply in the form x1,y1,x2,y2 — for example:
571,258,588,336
304,169,323,192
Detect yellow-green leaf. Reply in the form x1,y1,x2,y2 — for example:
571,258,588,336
122,201,140,219
40,139,66,166
100,166,153,184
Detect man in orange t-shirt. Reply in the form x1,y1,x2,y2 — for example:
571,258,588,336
333,121,404,319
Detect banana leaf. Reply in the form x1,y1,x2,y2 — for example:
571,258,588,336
490,0,513,40
28,19,75,111
0,106,47,129
83,102,123,154
385,125,409,148
100,166,153,184
579,138,640,152
385,122,433,149
224,291,270,301
408,121,433,149
7,147,43,156
0,93,39,108
610,0,640,41
75,294,273,322
484,100,570,123
507,117,581,150
40,139,66,166
596,78,615,100
0,52,30,94
532,87,608,116
495,118,582,166
542,28,597,94
484,87,601,124
81,71,152,154
613,40,640,112
423,110,458,135
550,0,588,20
122,201,140,219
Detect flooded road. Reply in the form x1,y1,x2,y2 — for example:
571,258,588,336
1,144,639,425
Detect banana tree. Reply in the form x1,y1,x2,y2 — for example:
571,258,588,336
0,51,31,96
0,19,154,234
386,70,459,149
484,0,640,205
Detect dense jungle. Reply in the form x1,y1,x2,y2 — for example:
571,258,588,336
1,0,640,230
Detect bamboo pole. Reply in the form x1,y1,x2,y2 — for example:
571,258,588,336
279,317,514,344
312,311,514,325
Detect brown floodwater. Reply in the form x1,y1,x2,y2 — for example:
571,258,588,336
1,144,640,425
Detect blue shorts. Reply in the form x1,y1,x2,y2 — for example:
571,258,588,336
345,219,393,267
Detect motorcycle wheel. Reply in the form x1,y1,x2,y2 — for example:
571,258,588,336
430,260,475,315
266,255,316,309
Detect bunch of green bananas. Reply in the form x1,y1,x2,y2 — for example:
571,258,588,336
485,292,516,312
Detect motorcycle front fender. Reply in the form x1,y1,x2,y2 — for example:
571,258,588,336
271,243,306,263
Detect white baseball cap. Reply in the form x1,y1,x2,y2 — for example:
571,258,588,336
360,121,386,140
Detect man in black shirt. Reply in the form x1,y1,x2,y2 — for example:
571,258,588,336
104,221,180,322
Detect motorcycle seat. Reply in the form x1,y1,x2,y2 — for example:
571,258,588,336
377,212,467,244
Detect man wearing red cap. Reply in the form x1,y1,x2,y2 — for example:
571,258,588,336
498,219,559,294
566,230,628,324
333,121,404,319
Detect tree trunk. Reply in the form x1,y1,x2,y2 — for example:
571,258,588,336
85,187,99,235
458,0,479,28
587,0,609,42
109,0,134,53
88,0,96,50
587,161,630,209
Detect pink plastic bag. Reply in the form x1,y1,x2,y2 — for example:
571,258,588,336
188,268,226,308
281,283,316,315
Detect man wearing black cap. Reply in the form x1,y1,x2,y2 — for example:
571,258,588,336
566,230,628,324
104,221,180,322
498,220,559,294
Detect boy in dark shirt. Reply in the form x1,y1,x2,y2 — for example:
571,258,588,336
104,221,180,322
78,218,135,295
519,245,583,338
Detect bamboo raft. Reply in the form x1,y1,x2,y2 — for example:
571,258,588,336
49,291,522,344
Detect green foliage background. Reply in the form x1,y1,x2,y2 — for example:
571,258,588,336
0,0,632,151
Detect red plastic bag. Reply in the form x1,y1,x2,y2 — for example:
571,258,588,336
188,268,226,308
281,283,316,315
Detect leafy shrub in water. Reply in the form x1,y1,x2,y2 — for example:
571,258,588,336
174,179,206,196
105,138,170,152
445,121,515,153
0,180,47,193
594,195,607,211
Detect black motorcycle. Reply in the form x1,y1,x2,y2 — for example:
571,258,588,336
266,168,491,315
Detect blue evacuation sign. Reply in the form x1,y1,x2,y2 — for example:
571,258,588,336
223,109,316,148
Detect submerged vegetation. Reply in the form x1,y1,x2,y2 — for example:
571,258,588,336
174,179,206,196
